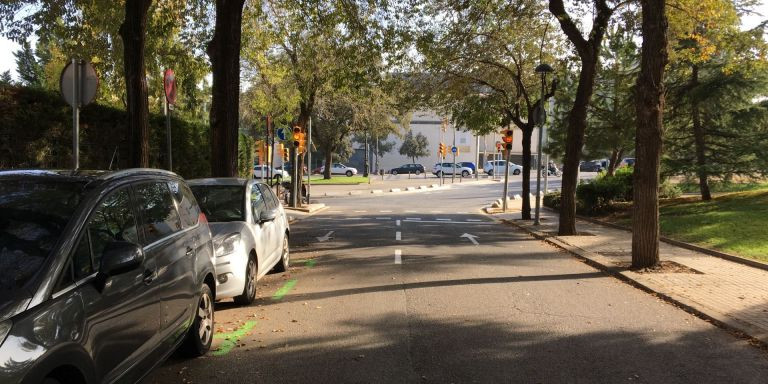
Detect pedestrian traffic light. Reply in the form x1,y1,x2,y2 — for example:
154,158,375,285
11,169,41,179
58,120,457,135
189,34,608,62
496,141,503,152
502,129,514,144
280,143,289,161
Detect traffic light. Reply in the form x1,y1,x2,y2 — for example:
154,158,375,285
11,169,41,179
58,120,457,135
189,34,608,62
280,143,289,161
438,142,446,157
502,129,514,144
496,141,503,152
455,147,460,156
292,126,307,153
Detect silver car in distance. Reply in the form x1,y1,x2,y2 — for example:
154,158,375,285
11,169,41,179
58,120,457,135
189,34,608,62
188,178,290,305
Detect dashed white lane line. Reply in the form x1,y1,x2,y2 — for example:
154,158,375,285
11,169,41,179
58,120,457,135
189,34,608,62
405,210,417,213
396,220,401,226
376,217,392,220
380,210,393,213
467,219,482,222
354,210,367,213
328,210,342,213
436,218,452,221
457,211,469,214
396,231,402,241
430,210,444,213
395,249,402,264
405,217,421,221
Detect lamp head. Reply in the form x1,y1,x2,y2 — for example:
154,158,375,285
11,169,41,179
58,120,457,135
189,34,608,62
535,63,554,74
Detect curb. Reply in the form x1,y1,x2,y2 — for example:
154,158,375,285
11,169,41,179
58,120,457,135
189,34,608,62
501,218,768,348
284,204,328,214
573,214,768,272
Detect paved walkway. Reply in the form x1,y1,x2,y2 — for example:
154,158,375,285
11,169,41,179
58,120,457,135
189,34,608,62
491,199,768,346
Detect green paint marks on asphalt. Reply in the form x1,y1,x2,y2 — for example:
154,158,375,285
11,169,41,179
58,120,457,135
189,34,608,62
212,320,258,356
306,259,317,268
272,279,298,301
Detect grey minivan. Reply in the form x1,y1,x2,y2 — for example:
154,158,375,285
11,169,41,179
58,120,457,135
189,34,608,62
0,169,216,384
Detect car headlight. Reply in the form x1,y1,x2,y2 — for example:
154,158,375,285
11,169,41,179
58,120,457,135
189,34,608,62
0,320,11,345
214,233,241,257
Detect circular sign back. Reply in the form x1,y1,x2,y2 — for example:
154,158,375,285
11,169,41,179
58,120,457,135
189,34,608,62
164,69,177,105
60,60,99,107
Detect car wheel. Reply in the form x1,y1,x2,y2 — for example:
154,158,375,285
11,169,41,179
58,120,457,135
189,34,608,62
487,170,493,176
234,256,257,305
391,170,398,175
435,171,442,178
513,169,521,175
179,283,214,357
415,169,421,175
346,170,353,177
461,170,470,177
273,234,290,273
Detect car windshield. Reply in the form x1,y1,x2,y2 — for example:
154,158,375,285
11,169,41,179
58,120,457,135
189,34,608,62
190,185,245,222
0,179,84,298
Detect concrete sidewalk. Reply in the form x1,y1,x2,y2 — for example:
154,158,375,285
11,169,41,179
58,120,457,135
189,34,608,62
308,175,498,197
488,199,768,346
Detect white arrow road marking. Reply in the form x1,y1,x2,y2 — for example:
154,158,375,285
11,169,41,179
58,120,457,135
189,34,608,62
461,233,479,246
396,220,401,226
395,249,402,264
316,231,335,242
396,231,402,241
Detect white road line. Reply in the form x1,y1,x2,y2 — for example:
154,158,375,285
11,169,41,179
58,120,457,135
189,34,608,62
396,220,401,226
405,210,417,213
328,210,342,213
405,217,421,221
458,211,469,214
380,210,393,213
403,220,494,225
430,210,444,213
436,218,452,221
467,219,482,222
396,231,402,240
395,249,402,264
354,210,367,213
376,217,392,220
345,218,363,220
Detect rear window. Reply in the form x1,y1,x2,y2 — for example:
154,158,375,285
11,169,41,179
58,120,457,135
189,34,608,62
190,185,245,223
0,179,83,297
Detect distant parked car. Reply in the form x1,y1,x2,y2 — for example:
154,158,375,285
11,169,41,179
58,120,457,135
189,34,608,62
619,157,636,168
319,163,358,177
278,162,307,174
0,169,216,384
253,164,289,181
460,162,477,173
433,162,473,177
390,163,425,175
580,160,604,172
483,160,522,176
189,178,290,305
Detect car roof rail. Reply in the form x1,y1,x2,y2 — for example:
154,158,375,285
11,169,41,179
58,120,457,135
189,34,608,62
98,168,179,181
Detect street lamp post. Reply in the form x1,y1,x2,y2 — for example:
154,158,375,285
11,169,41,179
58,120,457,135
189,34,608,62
534,63,553,226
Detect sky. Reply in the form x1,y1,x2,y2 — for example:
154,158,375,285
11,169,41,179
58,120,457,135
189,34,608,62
1,2,766,80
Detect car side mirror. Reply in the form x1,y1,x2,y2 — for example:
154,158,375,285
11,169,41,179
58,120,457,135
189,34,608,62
99,241,144,277
259,209,278,224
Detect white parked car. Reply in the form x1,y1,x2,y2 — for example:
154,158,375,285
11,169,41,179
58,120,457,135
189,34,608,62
483,160,522,176
433,162,473,177
188,178,290,305
320,163,358,177
253,164,289,181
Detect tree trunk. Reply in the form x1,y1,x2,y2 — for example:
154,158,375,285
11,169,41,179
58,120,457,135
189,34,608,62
521,124,534,220
119,0,152,168
631,0,668,269
324,151,333,179
607,147,622,176
559,58,598,235
208,0,245,177
690,65,711,200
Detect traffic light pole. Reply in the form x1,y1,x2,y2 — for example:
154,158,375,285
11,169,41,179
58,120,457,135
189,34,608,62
306,117,312,205
291,148,298,208
502,147,510,212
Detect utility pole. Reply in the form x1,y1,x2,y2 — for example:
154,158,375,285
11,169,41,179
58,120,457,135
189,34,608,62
534,63,553,225
306,117,312,204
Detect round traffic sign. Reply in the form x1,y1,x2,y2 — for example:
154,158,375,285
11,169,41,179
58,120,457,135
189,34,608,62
451,146,458,153
164,69,177,105
60,60,99,108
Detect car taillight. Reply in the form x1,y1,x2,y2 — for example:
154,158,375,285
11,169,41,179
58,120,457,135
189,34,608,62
199,212,208,224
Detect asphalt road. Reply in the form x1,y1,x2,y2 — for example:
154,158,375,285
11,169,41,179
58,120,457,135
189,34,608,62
145,182,768,383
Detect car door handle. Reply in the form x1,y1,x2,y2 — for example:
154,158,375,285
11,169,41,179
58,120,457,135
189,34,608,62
143,269,155,284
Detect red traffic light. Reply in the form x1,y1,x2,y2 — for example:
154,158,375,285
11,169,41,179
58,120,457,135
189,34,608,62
502,129,514,144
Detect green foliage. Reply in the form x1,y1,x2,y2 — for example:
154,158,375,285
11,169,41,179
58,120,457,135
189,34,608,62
0,84,210,179
14,40,44,87
576,167,634,215
237,134,255,179
543,191,562,210
659,180,683,199
398,131,430,163
676,180,768,193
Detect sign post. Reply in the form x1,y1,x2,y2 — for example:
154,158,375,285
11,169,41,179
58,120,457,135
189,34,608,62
501,129,514,212
60,59,98,170
163,69,177,171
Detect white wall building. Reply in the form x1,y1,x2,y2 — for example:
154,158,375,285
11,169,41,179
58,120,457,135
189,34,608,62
376,110,541,172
